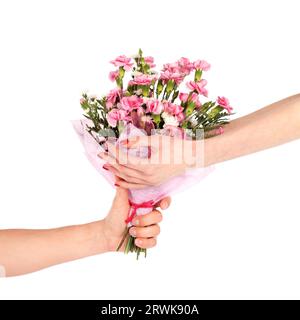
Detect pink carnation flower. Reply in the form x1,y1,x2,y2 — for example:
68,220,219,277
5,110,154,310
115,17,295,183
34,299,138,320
145,98,164,114
160,70,184,85
162,62,179,73
130,74,157,86
107,109,129,127
120,95,144,111
109,70,119,82
193,60,211,71
110,55,133,71
176,112,185,122
106,88,121,109
163,57,194,75
186,80,208,97
163,101,184,116
177,57,194,75
179,92,201,108
217,96,233,113
144,56,156,68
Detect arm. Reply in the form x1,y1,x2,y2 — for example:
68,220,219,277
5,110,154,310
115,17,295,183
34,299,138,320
0,187,171,277
99,94,300,188
205,93,300,166
0,222,106,277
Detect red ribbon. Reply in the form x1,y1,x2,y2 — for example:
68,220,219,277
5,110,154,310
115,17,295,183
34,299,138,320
125,200,154,224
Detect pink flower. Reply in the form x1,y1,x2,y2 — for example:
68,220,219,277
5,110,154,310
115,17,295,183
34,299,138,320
110,55,133,71
145,98,164,114
130,74,157,86
80,98,86,104
106,88,121,109
160,70,184,85
163,58,194,75
109,70,119,82
179,92,189,103
107,109,120,127
179,92,201,107
162,62,179,73
186,80,208,97
120,95,144,111
136,106,145,117
193,60,211,71
163,101,183,115
107,108,130,127
144,56,156,68
217,96,233,113
190,93,201,108
176,112,185,122
177,57,194,75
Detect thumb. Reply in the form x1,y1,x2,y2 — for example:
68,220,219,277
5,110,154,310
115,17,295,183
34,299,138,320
115,185,129,203
114,176,129,204
109,185,130,223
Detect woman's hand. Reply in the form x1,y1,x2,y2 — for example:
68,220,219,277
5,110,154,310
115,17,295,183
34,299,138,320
103,184,171,251
99,135,200,189
0,181,170,276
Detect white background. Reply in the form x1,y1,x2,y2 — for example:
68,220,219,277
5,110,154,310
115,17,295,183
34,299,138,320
0,0,300,299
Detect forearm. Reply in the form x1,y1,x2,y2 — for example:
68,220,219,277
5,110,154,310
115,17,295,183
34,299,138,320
0,221,108,277
204,94,300,166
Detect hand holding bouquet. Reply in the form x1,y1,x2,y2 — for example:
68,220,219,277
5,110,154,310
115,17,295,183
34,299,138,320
74,49,234,259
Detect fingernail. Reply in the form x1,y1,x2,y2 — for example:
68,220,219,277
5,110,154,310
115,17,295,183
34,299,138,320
129,228,136,237
133,219,139,226
120,139,129,145
103,165,109,171
135,239,142,246
161,200,168,209
114,183,120,187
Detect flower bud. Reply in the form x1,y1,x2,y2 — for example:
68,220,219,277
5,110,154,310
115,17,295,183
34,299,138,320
194,69,202,82
166,80,175,93
156,79,164,96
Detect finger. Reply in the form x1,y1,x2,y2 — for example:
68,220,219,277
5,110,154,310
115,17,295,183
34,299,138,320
132,210,163,227
104,164,131,182
135,237,157,249
98,152,118,166
107,165,151,185
99,151,151,179
114,184,129,202
107,141,143,167
129,225,160,238
107,162,150,182
115,179,148,190
155,197,171,210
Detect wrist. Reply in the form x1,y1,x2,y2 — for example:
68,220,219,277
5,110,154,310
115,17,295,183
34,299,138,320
188,136,220,168
102,218,123,252
186,139,205,168
84,220,111,255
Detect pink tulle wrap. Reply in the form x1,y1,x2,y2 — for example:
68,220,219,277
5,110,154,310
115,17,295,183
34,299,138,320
73,120,213,224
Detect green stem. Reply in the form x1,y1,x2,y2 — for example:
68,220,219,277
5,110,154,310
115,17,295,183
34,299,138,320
116,227,129,252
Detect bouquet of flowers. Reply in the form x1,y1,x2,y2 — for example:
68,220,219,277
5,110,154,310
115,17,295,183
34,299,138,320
74,49,233,259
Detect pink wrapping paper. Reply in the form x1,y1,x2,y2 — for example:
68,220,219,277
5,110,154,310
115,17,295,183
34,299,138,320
73,119,213,223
